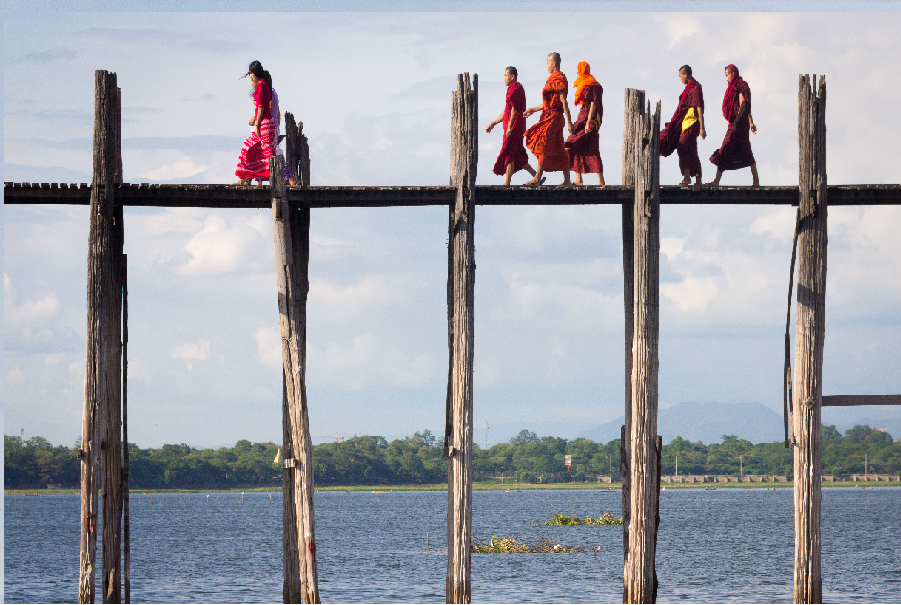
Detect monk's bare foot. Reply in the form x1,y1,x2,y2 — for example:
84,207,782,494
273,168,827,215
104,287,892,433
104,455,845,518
752,180,760,188
704,181,720,187
678,178,692,186
693,181,702,192
574,178,584,186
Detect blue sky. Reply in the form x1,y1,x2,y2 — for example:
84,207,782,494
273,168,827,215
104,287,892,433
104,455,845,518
3,6,900,448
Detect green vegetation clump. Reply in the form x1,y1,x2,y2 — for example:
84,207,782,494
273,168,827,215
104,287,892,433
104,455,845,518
545,512,622,526
472,536,596,553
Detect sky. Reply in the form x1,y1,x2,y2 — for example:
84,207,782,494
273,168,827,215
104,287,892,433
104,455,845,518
3,5,900,449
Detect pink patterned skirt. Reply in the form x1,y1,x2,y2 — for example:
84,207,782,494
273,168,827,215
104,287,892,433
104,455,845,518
235,117,277,180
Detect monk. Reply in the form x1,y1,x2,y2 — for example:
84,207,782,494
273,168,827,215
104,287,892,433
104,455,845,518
565,61,605,186
486,66,538,186
707,64,759,187
659,65,705,188
523,52,572,186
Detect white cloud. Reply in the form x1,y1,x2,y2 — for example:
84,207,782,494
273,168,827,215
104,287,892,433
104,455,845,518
170,339,210,371
177,214,271,276
143,155,213,181
312,332,435,389
3,273,63,346
662,274,720,313
255,326,283,367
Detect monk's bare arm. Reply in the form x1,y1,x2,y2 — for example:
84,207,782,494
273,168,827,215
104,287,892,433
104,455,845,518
586,102,597,132
523,104,543,118
561,92,572,133
486,110,505,133
697,106,706,139
506,109,519,136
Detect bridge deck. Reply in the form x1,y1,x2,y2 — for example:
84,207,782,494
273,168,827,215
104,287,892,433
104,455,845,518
5,182,901,208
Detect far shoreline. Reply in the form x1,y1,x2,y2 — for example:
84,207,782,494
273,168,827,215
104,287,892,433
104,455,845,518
6,481,900,496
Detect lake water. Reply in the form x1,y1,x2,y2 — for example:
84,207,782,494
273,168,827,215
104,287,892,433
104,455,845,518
4,487,899,603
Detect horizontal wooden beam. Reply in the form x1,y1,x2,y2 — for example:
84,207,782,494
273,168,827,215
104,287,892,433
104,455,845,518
5,182,901,209
822,395,901,407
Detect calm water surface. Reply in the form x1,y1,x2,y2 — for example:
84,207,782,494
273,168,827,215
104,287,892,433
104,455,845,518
4,487,899,603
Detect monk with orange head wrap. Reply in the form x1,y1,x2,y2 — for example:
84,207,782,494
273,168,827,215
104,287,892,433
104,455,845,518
565,61,605,186
523,52,572,186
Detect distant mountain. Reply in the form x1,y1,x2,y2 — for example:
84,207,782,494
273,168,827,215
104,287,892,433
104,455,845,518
579,401,786,445
485,401,899,447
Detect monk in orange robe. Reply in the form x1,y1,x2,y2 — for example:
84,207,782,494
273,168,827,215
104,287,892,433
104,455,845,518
523,52,572,186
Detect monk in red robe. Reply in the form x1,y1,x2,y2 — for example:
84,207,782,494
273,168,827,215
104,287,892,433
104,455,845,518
707,64,759,187
486,66,538,186
565,61,605,186
523,52,572,186
660,65,705,188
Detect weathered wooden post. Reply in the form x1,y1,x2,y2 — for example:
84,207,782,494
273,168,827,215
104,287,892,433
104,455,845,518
80,70,124,604
445,72,477,605
270,151,320,604
121,255,130,605
624,97,662,604
793,74,827,604
280,115,305,604
620,88,644,580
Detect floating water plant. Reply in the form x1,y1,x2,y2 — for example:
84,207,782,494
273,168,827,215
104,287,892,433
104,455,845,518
472,536,600,554
544,512,623,526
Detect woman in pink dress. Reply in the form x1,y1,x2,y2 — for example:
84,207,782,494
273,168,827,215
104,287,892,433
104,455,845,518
234,61,277,184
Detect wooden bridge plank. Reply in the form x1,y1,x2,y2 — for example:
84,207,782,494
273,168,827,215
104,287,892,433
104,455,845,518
822,395,901,406
5,182,901,208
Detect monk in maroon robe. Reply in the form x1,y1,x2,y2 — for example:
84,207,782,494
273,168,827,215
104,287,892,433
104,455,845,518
523,52,572,186
707,64,759,187
487,66,538,186
565,61,605,186
660,65,705,188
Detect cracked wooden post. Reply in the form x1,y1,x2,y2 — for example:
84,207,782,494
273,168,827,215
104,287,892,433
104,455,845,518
620,88,644,588
270,152,320,604
446,72,477,605
624,97,661,604
793,74,827,605
80,70,123,604
122,254,130,605
280,113,303,605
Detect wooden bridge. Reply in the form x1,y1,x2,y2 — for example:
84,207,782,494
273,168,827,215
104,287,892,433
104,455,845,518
5,70,901,604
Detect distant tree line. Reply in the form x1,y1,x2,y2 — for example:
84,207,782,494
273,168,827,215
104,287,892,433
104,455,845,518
4,425,898,490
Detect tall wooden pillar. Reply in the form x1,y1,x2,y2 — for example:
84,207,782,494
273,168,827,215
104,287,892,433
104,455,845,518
280,112,304,605
445,72,477,605
620,88,644,581
270,151,319,604
624,97,662,604
80,70,124,604
793,74,827,605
